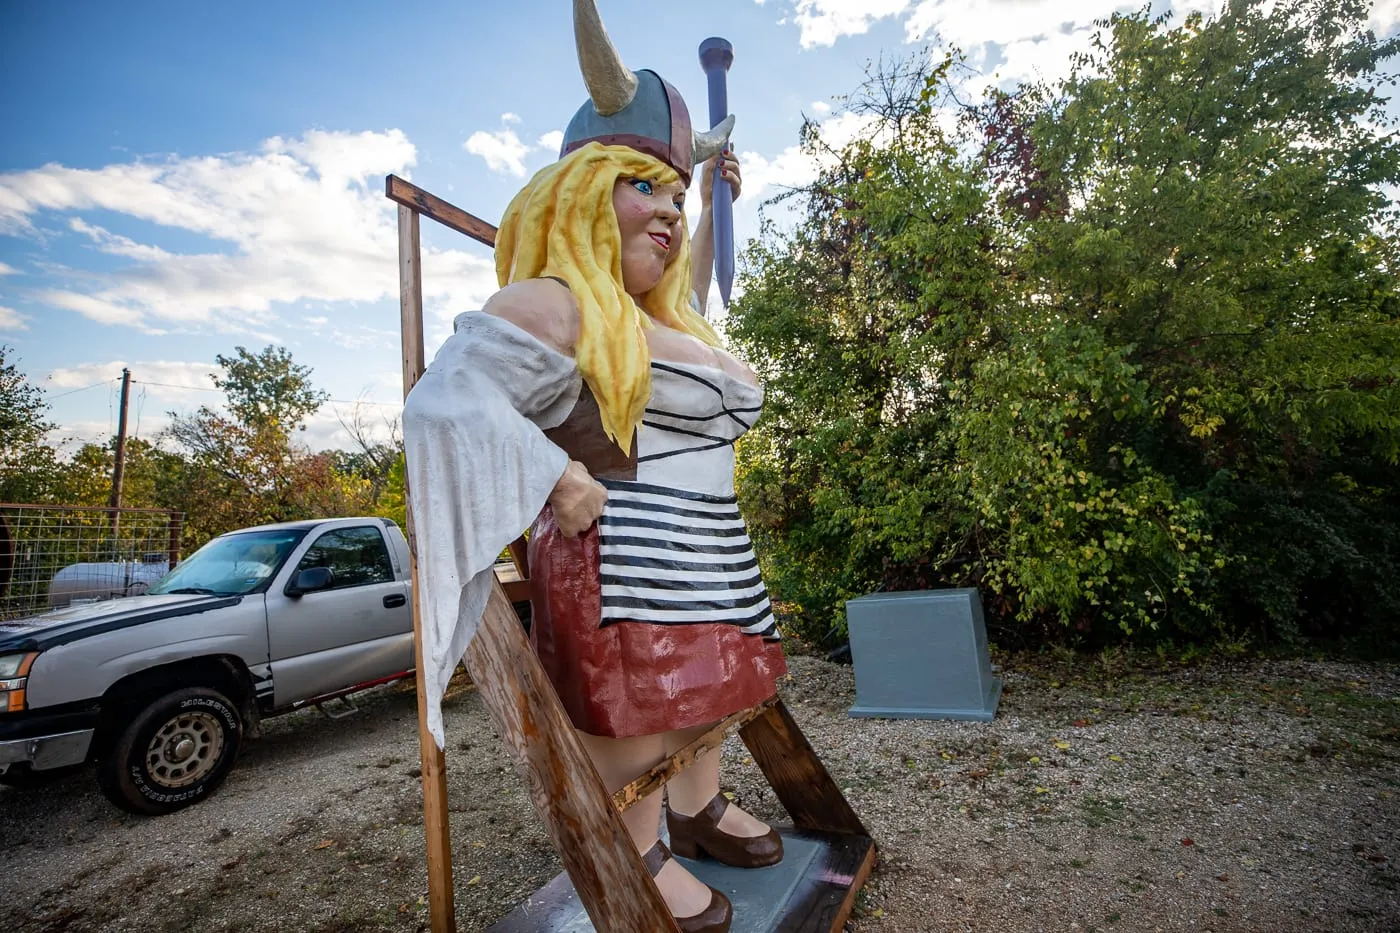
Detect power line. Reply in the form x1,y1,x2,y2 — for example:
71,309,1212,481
46,378,118,401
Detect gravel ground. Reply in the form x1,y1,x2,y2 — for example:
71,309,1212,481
1,651,1396,933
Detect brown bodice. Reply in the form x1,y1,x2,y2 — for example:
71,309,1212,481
544,383,637,480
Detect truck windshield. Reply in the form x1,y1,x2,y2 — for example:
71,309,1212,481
149,530,306,597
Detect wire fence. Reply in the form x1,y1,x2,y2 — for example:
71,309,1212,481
0,505,183,621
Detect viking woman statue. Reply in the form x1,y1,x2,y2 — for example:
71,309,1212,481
403,3,779,929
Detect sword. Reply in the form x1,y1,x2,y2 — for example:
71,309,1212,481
699,36,734,309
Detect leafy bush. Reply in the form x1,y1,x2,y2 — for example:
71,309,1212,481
729,0,1400,653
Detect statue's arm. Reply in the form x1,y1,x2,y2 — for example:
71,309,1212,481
689,151,742,314
481,278,604,538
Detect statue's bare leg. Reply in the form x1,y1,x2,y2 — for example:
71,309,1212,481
576,729,715,918
663,723,773,837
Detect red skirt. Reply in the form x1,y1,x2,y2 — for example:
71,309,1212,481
528,506,787,738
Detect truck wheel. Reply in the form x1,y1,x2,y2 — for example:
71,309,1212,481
96,687,243,815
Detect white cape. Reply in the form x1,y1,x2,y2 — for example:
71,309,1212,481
402,311,580,748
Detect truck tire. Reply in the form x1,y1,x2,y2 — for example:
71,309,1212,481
96,687,243,815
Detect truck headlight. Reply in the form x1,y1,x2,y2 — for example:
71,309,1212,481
0,652,38,712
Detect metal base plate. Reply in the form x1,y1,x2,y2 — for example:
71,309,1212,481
487,827,876,933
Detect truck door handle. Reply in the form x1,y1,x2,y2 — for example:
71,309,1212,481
383,594,406,608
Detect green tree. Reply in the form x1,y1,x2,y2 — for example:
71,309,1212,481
0,345,61,502
213,345,328,433
729,0,1400,650
164,346,369,547
53,438,187,512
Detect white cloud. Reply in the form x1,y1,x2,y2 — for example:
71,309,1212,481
739,110,878,202
790,0,913,48
776,0,1237,89
464,127,533,177
0,305,28,331
70,217,174,262
45,360,223,447
0,262,17,276
809,100,833,116
48,360,219,397
537,130,565,154
1374,0,1400,32
464,116,567,178
40,290,147,328
0,129,498,336
305,399,403,452
681,109,879,242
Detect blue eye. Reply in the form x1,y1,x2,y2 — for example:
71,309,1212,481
630,179,654,196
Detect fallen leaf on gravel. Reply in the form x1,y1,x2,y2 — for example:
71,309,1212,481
221,857,243,870
398,904,410,914
1035,786,1049,794
1030,756,1042,764
468,876,481,886
1181,838,1194,847
1054,740,1071,750
1109,755,1124,762
1217,873,1229,881
314,840,336,850
1072,718,1092,727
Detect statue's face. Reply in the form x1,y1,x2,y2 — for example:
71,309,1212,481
613,175,686,297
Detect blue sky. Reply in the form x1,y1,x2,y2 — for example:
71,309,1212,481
4,0,1398,453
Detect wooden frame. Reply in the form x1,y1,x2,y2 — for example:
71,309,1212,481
388,173,874,933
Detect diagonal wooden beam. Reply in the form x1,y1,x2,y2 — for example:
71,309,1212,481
467,581,682,932
386,174,498,248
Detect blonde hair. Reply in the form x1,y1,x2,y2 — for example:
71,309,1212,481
496,143,721,450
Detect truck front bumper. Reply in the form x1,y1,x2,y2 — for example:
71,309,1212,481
0,729,94,773
0,701,101,774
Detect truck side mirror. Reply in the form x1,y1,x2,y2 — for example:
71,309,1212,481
285,566,333,597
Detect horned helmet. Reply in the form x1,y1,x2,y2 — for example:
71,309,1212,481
561,0,734,186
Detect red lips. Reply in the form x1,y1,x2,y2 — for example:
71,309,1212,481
649,232,671,250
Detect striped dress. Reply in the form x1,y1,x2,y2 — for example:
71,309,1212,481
529,358,787,738
596,360,777,640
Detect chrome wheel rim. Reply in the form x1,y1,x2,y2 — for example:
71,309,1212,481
144,711,225,789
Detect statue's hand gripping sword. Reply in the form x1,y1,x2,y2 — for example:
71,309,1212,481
699,37,735,309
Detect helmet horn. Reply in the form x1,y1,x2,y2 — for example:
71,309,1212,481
692,114,735,167
574,0,638,116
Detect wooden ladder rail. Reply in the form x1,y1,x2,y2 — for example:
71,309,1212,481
390,173,866,933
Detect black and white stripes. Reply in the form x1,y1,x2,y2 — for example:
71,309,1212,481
597,479,777,639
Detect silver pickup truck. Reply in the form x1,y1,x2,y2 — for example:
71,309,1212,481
0,517,420,814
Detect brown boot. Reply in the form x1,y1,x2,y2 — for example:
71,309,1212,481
642,840,732,933
666,792,783,868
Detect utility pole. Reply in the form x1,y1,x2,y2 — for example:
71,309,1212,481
109,368,132,537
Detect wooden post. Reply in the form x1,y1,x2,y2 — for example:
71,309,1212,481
397,203,456,933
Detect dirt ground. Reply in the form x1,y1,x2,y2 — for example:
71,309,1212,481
1,650,1397,933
